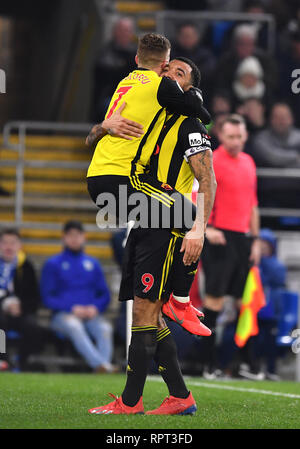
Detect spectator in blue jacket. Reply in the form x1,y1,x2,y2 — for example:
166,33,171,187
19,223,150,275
41,220,117,373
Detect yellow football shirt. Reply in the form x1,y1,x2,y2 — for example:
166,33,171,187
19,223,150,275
87,69,167,178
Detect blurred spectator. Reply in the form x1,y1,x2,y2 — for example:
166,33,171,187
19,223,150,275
200,114,260,378
0,228,45,371
232,56,271,109
203,0,270,57
251,103,300,208
208,112,230,150
252,229,286,380
278,31,300,127
41,220,118,373
268,0,297,33
164,0,208,10
209,0,244,12
207,92,232,148
251,103,300,168
215,24,278,100
210,90,232,117
279,5,300,52
171,22,216,100
232,1,269,50
91,17,136,121
244,0,266,15
236,97,266,135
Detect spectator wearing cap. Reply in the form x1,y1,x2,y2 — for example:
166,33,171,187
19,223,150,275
216,1,269,54
41,221,117,373
232,56,270,109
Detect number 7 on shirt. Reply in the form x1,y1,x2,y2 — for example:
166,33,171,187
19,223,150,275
106,86,132,119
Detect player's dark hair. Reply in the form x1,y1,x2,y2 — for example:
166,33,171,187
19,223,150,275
219,113,246,128
137,33,171,66
0,227,21,240
173,56,201,87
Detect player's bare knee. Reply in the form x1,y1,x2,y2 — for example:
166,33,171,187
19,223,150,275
132,296,160,326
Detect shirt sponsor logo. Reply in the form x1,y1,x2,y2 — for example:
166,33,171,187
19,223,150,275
188,133,211,148
189,132,202,146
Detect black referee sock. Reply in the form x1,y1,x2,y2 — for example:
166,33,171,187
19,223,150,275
201,308,219,371
122,326,157,407
154,328,189,399
202,308,219,331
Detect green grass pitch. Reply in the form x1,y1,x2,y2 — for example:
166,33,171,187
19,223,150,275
0,372,299,429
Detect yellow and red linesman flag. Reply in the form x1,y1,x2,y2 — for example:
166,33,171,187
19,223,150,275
234,266,266,348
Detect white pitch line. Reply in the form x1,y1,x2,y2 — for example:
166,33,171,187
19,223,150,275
148,376,300,399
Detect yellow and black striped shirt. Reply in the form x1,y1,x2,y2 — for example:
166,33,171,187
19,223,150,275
148,114,211,197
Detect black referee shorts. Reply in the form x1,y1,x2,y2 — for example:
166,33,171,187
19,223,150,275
87,174,196,232
119,228,199,302
201,229,252,299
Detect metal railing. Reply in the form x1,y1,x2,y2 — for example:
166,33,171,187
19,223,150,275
2,121,93,228
256,168,300,218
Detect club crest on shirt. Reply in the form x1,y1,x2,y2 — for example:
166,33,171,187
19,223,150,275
161,183,173,191
83,259,94,271
62,261,70,270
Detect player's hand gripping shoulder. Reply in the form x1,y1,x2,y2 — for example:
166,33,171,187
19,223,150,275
85,102,144,147
157,78,211,124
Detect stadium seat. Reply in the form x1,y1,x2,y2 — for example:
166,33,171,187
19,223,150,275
276,291,299,346
0,134,113,262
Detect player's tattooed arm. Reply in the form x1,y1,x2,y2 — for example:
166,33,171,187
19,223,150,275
85,124,105,148
85,102,144,148
180,150,217,265
189,149,217,228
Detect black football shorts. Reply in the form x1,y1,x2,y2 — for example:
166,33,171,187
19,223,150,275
119,228,199,302
201,229,252,298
